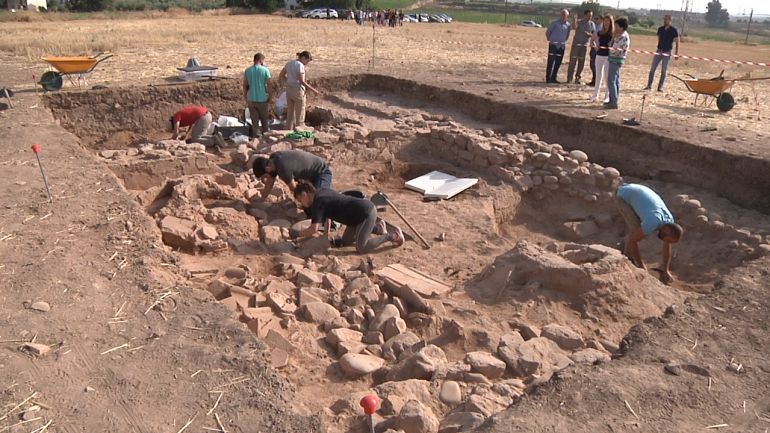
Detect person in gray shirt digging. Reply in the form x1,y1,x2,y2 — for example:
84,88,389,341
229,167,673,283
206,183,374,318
252,149,333,202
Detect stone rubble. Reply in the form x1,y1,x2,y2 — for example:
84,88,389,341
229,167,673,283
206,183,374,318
115,110,768,433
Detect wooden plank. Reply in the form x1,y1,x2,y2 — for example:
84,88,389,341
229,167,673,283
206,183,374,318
376,264,451,297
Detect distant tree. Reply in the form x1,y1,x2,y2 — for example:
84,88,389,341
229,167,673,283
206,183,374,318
227,0,275,11
572,1,601,18
68,0,111,11
626,11,638,25
244,0,276,10
705,0,729,27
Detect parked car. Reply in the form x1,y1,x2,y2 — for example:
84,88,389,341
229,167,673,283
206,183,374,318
336,9,353,19
437,13,452,22
294,9,310,17
306,8,338,18
402,14,418,23
429,14,446,23
418,13,429,22
520,20,542,28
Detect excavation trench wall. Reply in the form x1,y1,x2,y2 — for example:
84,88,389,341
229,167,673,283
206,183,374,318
45,74,770,213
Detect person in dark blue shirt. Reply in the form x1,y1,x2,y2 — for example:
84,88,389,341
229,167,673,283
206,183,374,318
645,14,680,92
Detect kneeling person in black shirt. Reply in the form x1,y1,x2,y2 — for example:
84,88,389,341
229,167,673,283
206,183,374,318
291,181,405,253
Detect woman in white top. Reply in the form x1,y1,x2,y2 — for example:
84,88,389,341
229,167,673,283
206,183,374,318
590,14,614,103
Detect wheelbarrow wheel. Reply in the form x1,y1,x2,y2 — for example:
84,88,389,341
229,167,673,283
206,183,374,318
39,71,63,91
716,92,735,112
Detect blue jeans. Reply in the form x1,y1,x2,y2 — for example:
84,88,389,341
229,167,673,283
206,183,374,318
546,44,565,83
313,167,333,190
608,61,621,105
647,50,671,90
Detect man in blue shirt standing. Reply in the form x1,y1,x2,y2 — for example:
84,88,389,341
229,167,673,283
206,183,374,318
616,183,684,284
545,9,571,84
243,53,272,137
644,14,680,92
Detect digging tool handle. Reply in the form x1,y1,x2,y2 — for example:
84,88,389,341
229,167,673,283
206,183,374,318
3,88,12,109
31,144,53,203
381,194,431,249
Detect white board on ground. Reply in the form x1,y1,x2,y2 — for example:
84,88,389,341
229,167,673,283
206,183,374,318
404,171,478,199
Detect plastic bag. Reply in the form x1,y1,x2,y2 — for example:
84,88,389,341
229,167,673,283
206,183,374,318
230,132,250,144
275,91,287,117
218,115,243,127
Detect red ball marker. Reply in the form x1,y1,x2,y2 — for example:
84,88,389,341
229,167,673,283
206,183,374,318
360,395,379,433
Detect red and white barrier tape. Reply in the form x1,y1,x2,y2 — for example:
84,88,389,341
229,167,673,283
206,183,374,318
546,40,769,67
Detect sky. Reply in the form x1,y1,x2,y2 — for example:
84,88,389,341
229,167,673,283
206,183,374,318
613,0,770,16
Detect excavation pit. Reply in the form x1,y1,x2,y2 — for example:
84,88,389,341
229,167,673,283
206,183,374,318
45,75,770,432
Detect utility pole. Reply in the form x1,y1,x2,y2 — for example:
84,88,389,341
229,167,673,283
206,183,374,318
745,8,753,44
681,0,690,37
504,0,508,25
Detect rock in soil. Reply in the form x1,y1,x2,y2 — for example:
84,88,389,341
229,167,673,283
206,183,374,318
464,351,506,380
439,380,462,405
338,353,386,378
540,323,585,350
300,302,341,324
397,399,439,433
30,301,51,312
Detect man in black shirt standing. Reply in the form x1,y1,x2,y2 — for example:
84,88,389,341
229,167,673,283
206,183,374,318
291,182,404,254
645,14,680,92
252,150,333,202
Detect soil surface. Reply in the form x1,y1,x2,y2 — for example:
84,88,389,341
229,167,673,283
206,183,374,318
1,15,769,433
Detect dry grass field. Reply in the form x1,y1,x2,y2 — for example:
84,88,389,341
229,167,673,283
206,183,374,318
2,13,770,155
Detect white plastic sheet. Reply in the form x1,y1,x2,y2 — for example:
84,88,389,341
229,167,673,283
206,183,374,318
405,171,478,200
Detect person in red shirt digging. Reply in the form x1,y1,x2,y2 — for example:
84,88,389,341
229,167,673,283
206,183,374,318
168,105,224,147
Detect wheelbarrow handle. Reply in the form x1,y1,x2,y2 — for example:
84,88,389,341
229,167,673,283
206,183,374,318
667,73,687,83
86,53,114,73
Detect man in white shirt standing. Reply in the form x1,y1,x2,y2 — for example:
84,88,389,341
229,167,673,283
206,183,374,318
279,51,321,131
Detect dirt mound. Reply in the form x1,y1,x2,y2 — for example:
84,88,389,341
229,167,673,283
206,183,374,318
473,241,682,342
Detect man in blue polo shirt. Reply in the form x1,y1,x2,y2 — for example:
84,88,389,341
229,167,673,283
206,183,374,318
243,53,272,137
644,15,680,92
616,183,684,284
545,9,571,84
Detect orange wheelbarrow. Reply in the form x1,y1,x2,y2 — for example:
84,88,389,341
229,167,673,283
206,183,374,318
39,52,113,91
669,70,770,112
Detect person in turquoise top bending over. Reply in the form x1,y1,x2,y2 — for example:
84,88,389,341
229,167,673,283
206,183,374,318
616,183,684,284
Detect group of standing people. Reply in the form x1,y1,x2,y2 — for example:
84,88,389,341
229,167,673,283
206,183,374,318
167,50,321,145
546,9,680,109
244,50,321,135
355,9,405,26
